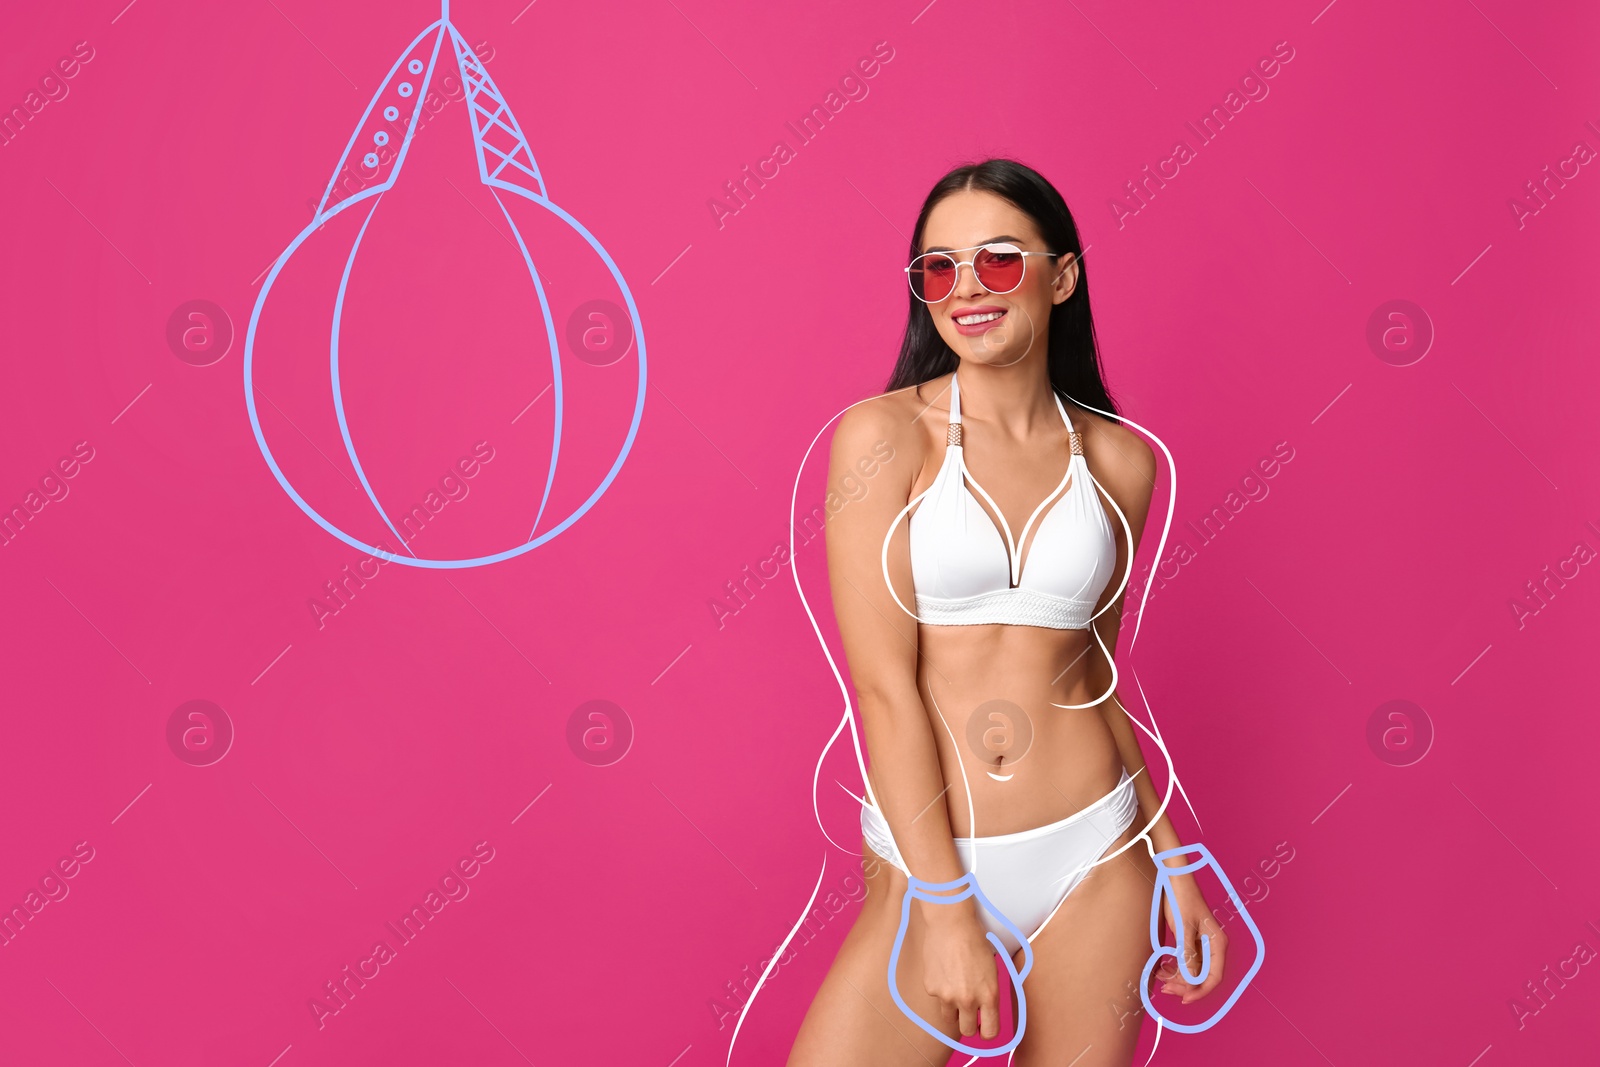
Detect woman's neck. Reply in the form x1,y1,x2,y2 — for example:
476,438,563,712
954,359,1056,437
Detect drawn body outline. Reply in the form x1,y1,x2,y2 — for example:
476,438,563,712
725,381,1266,1064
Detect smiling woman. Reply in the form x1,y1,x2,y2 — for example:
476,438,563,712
778,158,1248,1065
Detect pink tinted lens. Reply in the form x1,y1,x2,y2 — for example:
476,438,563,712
974,246,1025,292
910,253,958,301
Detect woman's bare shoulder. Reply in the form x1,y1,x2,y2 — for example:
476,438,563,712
832,375,947,472
1071,405,1157,499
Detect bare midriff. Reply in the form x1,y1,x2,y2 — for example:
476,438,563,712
914,621,1125,840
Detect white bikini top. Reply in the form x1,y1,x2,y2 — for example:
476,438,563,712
883,373,1123,630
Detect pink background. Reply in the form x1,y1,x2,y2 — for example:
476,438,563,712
2,0,1598,1064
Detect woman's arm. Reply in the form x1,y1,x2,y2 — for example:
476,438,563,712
1081,416,1181,851
1084,415,1229,1005
825,396,1002,1039
826,400,964,884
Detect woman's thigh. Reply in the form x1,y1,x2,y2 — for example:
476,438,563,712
1011,822,1157,1067
788,843,963,1067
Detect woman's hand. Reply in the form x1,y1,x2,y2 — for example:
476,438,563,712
919,900,1001,1040
1155,872,1228,1004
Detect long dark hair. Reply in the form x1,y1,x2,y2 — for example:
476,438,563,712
884,158,1117,417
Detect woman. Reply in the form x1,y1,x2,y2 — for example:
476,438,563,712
788,159,1227,1065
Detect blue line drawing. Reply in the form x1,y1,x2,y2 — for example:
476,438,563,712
244,0,646,569
329,197,418,559
887,872,1034,1059
1138,844,1266,1033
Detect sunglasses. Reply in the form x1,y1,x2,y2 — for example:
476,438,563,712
904,242,1064,304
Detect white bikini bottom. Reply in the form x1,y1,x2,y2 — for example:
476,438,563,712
860,771,1138,955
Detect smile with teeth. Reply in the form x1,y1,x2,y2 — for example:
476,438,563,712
955,310,1006,325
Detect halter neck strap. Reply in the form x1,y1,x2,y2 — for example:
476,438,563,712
1053,390,1075,432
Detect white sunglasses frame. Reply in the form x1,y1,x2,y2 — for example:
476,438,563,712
903,242,1065,304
